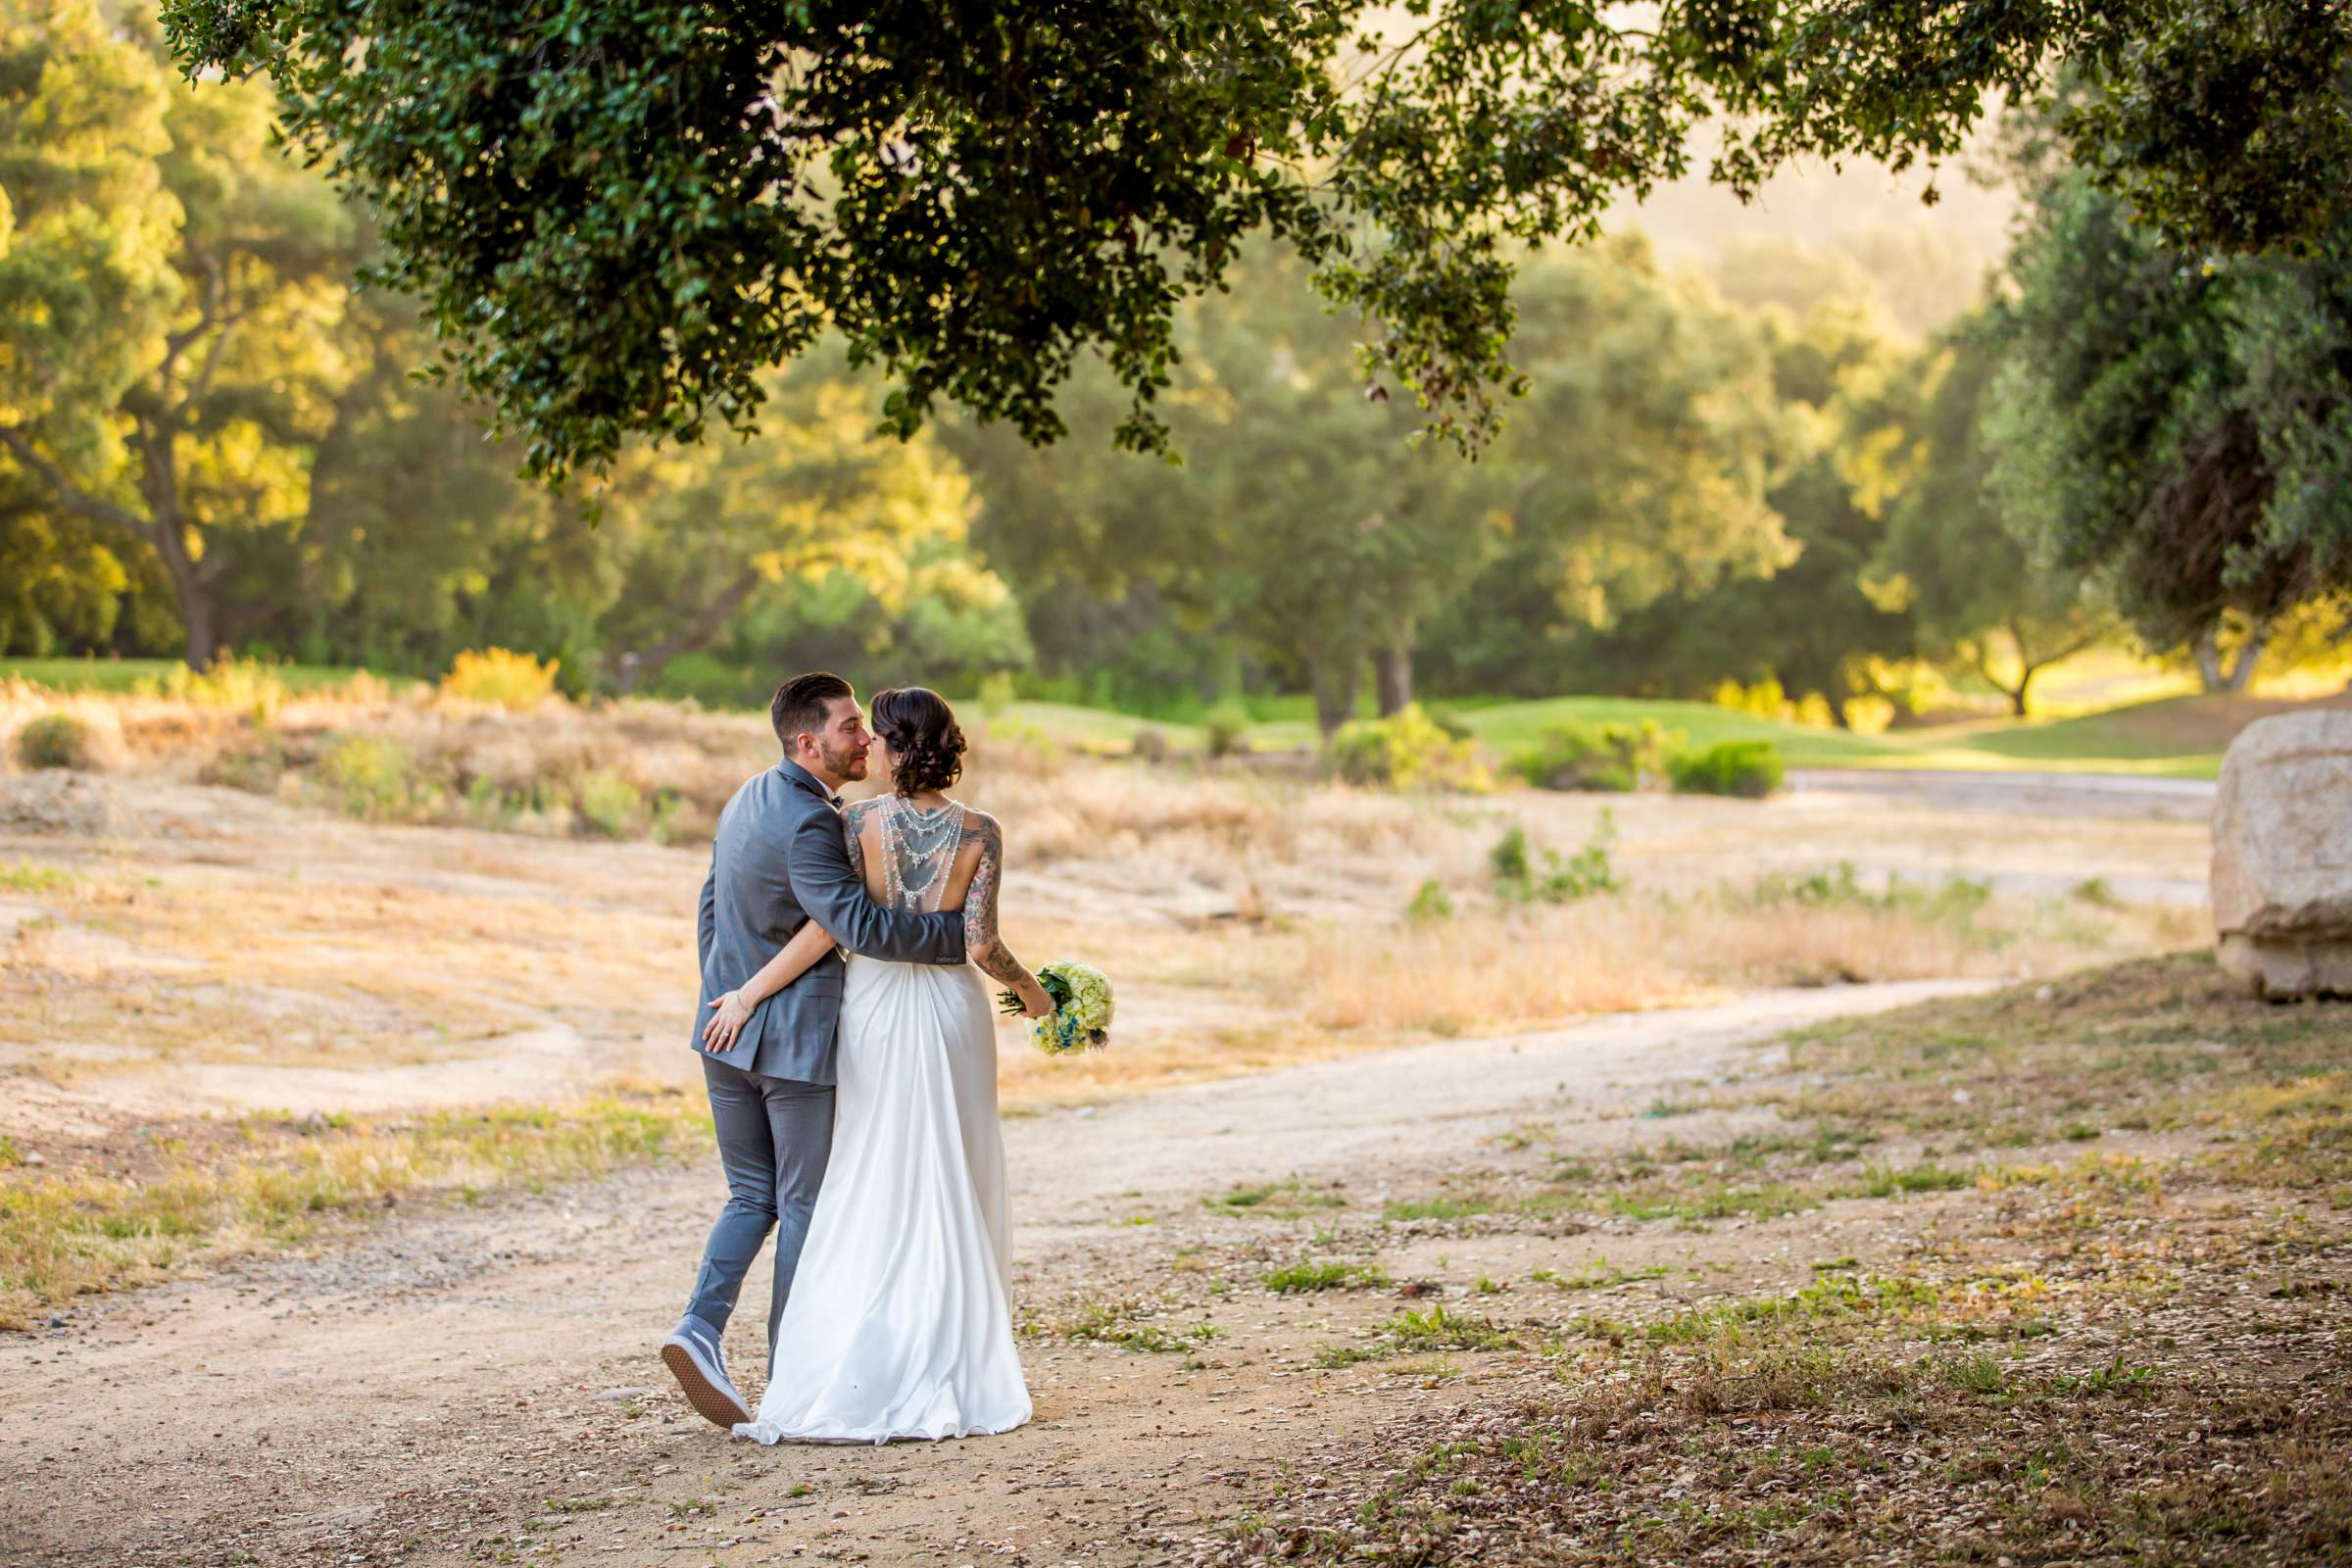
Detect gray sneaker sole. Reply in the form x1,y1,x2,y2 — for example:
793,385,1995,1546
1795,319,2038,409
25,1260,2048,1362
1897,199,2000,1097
661,1340,752,1429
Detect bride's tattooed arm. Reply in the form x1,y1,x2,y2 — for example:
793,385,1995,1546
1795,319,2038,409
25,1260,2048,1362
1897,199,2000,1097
963,812,1049,1012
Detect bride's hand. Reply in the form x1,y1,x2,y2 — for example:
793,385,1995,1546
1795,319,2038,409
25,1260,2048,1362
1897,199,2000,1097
1015,979,1054,1019
703,990,754,1051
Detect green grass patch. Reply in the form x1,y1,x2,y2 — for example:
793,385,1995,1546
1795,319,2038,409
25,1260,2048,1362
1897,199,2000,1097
1202,1179,1349,1217
1382,1195,1491,1222
0,861,76,895
1385,1304,1520,1353
1263,1260,1392,1294
1053,1300,1223,1353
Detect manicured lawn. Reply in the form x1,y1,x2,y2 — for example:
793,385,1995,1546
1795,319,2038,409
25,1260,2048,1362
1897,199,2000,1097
969,699,1206,753
0,658,375,694
1456,696,1906,769
974,690,2249,775
13,657,2290,777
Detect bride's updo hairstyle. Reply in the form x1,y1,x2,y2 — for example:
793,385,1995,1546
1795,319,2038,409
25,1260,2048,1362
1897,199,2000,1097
870,686,966,797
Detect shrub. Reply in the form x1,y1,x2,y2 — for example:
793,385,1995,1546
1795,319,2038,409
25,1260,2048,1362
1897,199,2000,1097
1130,725,1171,763
1328,705,1486,791
441,647,560,710
978,670,1017,718
1405,879,1454,922
1710,677,1788,719
1494,811,1622,903
199,733,286,794
1511,718,1681,792
156,655,286,722
1490,825,1532,886
1422,704,1476,743
16,712,90,770
577,769,645,838
651,651,760,710
1736,860,1991,937
1671,741,1785,798
1203,704,1250,760
319,735,427,820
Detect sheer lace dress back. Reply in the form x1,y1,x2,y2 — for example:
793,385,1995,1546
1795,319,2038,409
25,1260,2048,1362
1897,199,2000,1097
857,796,972,914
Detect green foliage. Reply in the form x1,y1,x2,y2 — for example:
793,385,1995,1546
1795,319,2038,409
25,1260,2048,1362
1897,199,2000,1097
1512,719,1681,793
1328,705,1485,793
1490,827,1532,888
1405,880,1454,924
1262,1260,1390,1295
1437,302,1912,719
2,1,361,665
14,712,90,770
1202,704,1250,760
575,771,644,840
165,0,2342,492
1874,318,2107,714
598,361,1004,694
1492,815,1621,904
150,656,287,722
1986,164,2352,659
1671,742,1786,799
318,736,426,821
1415,244,1795,704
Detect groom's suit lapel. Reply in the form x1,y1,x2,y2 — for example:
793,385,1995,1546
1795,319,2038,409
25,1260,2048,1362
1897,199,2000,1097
774,759,843,813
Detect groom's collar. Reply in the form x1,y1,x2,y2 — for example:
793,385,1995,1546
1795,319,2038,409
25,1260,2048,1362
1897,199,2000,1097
775,758,845,809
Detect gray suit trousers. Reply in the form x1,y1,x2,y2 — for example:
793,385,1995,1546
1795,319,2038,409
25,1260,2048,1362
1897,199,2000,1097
683,1053,835,1354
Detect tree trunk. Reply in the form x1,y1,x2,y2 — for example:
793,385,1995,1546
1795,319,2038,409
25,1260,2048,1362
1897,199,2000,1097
2223,626,2269,692
1307,652,1358,740
145,511,218,668
2193,628,2224,692
1373,636,1414,716
612,567,763,693
173,578,220,669
2192,623,2270,694
135,431,220,667
0,421,221,665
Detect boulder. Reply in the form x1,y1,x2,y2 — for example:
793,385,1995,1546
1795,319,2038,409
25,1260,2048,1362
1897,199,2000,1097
0,770,132,836
2212,710,2352,998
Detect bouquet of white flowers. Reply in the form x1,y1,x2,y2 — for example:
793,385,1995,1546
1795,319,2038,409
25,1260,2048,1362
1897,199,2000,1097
999,961,1113,1055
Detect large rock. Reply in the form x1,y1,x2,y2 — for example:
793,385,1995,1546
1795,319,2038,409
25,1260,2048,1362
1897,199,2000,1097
2212,710,2352,997
0,770,132,837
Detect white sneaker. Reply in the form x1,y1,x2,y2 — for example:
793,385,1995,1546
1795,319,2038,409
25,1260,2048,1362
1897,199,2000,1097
661,1317,752,1429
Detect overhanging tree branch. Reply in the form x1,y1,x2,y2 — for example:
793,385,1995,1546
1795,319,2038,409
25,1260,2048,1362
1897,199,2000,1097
0,426,154,541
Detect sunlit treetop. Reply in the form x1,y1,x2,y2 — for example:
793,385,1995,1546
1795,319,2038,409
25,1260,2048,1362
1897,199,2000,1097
160,0,2352,486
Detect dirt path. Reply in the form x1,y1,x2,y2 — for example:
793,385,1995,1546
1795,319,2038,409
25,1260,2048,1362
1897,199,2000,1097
0,980,1984,1568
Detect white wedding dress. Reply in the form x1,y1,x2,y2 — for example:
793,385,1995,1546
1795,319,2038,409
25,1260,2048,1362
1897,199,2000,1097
733,796,1032,1445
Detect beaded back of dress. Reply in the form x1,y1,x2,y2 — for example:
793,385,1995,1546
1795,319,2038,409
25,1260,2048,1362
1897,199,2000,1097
875,796,965,913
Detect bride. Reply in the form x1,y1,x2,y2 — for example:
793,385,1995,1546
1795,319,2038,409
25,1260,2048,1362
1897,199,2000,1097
699,685,1052,1444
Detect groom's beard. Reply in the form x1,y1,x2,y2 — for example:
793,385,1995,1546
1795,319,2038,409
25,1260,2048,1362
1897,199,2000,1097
818,740,868,782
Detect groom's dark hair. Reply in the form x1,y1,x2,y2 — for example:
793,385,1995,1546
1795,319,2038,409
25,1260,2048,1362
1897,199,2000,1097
771,671,855,754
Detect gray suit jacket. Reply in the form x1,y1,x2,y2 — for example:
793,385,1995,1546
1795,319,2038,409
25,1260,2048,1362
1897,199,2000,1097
693,760,965,1082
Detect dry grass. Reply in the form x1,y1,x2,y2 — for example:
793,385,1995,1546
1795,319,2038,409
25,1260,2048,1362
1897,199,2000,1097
0,679,2214,1325
0,1091,707,1330
1208,956,2352,1566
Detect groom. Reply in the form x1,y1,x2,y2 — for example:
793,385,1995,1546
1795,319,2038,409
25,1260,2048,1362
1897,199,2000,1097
662,671,968,1428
